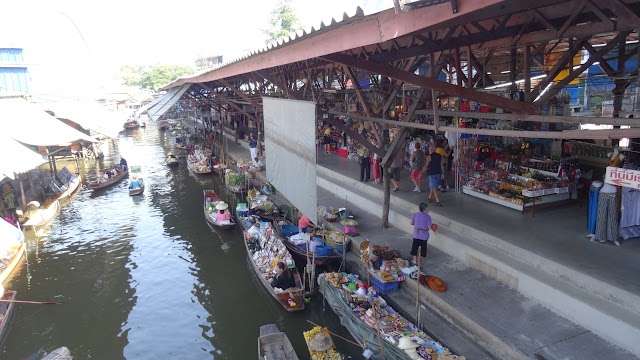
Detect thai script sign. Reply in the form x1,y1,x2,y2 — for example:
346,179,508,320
605,166,640,189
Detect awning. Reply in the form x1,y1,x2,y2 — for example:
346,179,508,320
0,133,47,180
136,93,167,115
38,101,124,139
147,84,190,121
0,98,96,146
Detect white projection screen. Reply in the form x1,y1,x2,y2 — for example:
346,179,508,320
263,97,318,224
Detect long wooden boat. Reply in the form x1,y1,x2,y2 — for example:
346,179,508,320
203,190,235,229
89,169,128,191
0,242,25,286
273,219,342,267
57,174,81,199
243,224,304,312
23,199,59,230
187,160,212,174
123,121,139,130
0,291,17,344
258,324,299,360
166,155,179,167
129,178,144,196
41,347,72,360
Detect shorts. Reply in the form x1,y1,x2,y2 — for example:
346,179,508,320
411,169,422,183
428,174,440,189
389,167,400,181
410,238,428,257
323,136,331,145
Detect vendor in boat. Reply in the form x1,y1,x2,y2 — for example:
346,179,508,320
248,202,259,216
216,202,231,222
271,262,297,290
120,157,128,172
298,212,318,234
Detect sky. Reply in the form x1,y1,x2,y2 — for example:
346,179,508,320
0,0,389,100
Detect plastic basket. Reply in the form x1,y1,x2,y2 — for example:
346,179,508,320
335,240,351,255
370,275,398,295
315,245,334,257
281,225,299,237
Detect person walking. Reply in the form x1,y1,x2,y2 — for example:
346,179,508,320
372,152,381,183
410,143,426,192
424,144,445,206
248,133,258,165
389,150,403,192
435,140,450,191
358,145,371,182
410,202,433,274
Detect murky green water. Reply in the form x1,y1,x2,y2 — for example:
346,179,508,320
1,128,358,359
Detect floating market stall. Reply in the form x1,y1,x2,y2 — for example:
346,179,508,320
0,219,25,286
243,221,304,312
187,149,212,174
319,273,464,360
225,170,247,194
303,326,343,360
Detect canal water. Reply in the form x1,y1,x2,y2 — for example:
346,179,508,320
1,128,359,359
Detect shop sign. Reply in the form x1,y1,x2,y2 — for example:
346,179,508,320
605,166,640,189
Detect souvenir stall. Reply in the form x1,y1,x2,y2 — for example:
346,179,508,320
364,245,409,295
319,273,464,360
450,117,580,213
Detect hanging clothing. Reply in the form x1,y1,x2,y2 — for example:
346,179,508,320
595,192,619,242
620,188,640,229
587,186,600,234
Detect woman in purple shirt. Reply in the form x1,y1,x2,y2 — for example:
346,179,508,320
410,203,432,267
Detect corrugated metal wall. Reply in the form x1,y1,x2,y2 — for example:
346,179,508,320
0,48,30,95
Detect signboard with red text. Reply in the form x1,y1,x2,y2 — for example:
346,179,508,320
605,166,640,189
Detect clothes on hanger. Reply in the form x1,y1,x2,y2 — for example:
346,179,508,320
595,192,619,244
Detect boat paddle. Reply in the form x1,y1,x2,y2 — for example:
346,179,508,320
0,299,64,305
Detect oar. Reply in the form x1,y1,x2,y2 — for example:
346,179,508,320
0,299,64,305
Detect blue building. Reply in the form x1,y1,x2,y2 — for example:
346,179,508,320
0,48,30,96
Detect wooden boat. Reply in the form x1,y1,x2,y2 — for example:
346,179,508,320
187,149,213,174
203,190,235,229
0,291,16,343
128,166,144,196
166,154,179,167
0,243,25,286
303,326,342,359
41,347,72,360
49,167,81,200
123,121,139,130
0,220,26,286
273,219,342,267
23,199,59,230
258,324,299,360
187,160,212,174
243,224,304,312
129,178,144,196
89,169,128,191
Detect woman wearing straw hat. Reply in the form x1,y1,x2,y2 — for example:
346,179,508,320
216,202,231,223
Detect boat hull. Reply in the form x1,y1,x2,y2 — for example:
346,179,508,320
0,243,25,286
258,324,299,360
129,179,144,196
274,220,342,267
89,170,129,191
0,291,17,344
203,190,235,229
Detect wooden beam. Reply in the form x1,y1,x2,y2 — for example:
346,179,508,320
254,70,301,100
324,115,384,158
343,65,383,145
438,126,640,140
416,109,640,126
216,78,262,109
322,53,539,114
198,84,259,123
524,45,532,102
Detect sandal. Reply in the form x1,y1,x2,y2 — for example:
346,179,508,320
436,202,442,207
427,197,432,203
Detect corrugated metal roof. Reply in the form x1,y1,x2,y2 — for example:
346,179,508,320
0,48,25,63
0,67,29,95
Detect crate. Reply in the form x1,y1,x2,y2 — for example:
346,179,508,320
370,273,399,295
556,187,569,194
542,188,555,196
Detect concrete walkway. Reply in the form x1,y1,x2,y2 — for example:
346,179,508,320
207,132,639,359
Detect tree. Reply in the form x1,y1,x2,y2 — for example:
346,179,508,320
264,0,302,44
120,64,194,90
120,65,146,87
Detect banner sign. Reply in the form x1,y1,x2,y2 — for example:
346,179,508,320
604,166,640,189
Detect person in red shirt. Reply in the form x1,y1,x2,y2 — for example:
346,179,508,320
298,212,318,233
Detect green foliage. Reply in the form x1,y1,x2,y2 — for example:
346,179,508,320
119,64,194,90
264,0,302,44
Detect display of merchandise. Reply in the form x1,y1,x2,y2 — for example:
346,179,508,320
246,222,296,285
